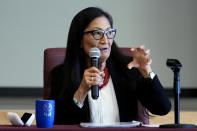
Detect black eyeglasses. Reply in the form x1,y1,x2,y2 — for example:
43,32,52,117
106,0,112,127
83,28,116,40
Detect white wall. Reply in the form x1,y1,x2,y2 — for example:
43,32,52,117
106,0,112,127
0,0,196,88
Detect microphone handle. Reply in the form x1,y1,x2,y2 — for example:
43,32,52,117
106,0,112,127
91,57,99,68
91,85,99,99
91,57,99,99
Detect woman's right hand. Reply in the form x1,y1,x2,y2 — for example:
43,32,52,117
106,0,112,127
74,67,104,104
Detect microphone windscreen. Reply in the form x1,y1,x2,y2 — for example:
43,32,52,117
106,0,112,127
89,47,100,58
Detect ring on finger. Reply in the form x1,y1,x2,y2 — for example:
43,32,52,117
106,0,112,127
91,77,93,81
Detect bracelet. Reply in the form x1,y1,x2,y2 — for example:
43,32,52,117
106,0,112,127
73,97,83,108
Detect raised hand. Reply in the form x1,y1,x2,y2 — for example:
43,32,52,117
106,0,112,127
127,45,152,78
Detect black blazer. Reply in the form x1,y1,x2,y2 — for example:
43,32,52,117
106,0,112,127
49,56,171,125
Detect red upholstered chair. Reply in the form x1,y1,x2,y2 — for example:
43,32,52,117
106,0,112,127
43,47,149,124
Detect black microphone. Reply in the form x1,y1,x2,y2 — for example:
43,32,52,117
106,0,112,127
89,47,101,99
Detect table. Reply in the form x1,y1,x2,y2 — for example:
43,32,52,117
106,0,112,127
0,125,197,131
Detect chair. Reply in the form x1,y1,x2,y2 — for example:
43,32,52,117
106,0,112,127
43,47,149,124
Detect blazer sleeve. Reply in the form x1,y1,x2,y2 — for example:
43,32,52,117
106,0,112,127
136,73,171,115
49,65,89,124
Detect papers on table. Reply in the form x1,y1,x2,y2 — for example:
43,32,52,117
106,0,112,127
142,124,160,127
80,121,142,128
80,121,160,128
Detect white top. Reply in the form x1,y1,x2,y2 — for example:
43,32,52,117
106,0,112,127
88,77,120,123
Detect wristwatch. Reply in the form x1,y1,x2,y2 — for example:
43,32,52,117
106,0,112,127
149,72,156,79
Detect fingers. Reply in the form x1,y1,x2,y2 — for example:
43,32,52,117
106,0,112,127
147,58,152,65
139,45,144,49
82,67,104,88
130,45,150,57
127,61,139,69
127,57,152,70
88,75,103,86
87,67,100,74
145,49,150,57
130,45,145,51
128,45,152,70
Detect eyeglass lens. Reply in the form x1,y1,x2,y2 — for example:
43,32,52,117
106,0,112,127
92,29,116,40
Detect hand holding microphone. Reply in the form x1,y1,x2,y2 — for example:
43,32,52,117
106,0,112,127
89,47,101,99
74,47,103,105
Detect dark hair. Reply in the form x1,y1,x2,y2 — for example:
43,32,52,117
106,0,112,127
60,7,126,98
65,7,113,66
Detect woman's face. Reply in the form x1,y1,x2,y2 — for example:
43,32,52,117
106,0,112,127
81,16,114,64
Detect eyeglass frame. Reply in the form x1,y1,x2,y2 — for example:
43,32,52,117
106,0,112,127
83,28,116,40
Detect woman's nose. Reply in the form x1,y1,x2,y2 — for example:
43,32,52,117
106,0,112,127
100,34,108,44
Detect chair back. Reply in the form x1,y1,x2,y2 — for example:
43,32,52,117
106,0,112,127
43,47,149,124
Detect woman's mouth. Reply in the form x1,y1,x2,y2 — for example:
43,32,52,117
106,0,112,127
100,48,108,52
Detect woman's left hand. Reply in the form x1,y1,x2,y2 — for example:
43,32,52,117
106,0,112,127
127,45,152,78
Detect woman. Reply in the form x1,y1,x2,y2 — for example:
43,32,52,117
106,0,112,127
49,7,171,125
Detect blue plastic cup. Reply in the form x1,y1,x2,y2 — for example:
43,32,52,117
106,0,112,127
36,100,55,128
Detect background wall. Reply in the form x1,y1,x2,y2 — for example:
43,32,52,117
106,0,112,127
0,0,196,88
